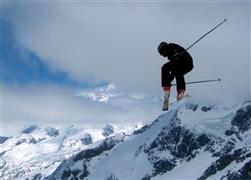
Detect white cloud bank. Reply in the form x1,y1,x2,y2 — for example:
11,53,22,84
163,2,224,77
3,1,250,100
1,2,250,136
2,84,161,136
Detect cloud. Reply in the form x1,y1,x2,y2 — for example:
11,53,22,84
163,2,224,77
2,83,161,136
3,2,250,99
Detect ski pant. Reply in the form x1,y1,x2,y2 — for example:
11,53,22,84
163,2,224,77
161,60,193,91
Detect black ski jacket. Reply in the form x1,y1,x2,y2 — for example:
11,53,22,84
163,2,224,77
166,43,194,74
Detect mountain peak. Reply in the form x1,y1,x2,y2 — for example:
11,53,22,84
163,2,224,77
41,98,251,180
21,125,38,134
102,83,117,92
1,98,251,180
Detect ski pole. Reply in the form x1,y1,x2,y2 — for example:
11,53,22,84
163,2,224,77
179,18,228,56
171,78,221,86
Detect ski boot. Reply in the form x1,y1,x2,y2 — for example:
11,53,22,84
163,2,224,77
177,89,185,101
162,87,170,111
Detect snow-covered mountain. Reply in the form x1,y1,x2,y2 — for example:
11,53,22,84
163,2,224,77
1,97,251,180
0,123,139,180
75,83,160,105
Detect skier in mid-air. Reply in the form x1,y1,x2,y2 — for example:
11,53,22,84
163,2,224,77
158,42,194,111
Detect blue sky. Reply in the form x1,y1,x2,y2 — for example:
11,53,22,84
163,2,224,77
2,1,249,97
0,21,106,88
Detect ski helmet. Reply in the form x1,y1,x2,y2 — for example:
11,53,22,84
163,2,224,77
158,42,168,55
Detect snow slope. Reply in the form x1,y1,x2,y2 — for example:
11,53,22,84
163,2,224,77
2,97,251,180
0,124,137,180
43,98,251,180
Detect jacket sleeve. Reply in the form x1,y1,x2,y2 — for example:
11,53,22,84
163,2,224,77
166,43,191,61
166,44,179,61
